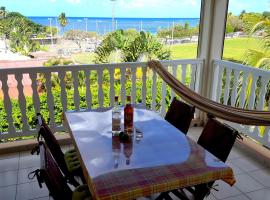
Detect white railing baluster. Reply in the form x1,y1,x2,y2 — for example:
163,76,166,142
195,62,203,93
223,68,232,105
239,72,249,108
131,67,137,104
58,71,67,112
231,70,240,106
142,66,147,105
29,73,40,114
97,69,104,107
257,77,269,110
253,77,269,137
151,71,157,111
160,66,168,116
189,64,196,91
15,74,29,133
72,70,80,111
44,72,56,129
1,75,16,134
211,64,224,102
262,99,270,148
85,70,92,109
120,67,126,105
181,64,187,85
171,65,177,100
247,74,259,110
108,68,115,107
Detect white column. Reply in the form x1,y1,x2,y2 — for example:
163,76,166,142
197,0,229,123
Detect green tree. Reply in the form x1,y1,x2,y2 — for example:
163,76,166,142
58,12,68,32
94,30,170,63
244,17,270,69
0,6,6,18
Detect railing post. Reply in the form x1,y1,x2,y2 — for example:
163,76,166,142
197,0,229,123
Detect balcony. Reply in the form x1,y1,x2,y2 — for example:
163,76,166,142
0,58,270,200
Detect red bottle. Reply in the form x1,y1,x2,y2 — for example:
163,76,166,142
124,96,134,134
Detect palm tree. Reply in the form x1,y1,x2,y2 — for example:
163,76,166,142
94,30,170,63
244,17,270,69
0,6,6,18
58,12,68,33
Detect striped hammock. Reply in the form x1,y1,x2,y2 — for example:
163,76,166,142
147,60,270,126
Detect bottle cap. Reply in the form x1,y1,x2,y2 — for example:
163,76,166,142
127,95,131,101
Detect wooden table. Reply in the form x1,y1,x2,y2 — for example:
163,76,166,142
65,108,235,200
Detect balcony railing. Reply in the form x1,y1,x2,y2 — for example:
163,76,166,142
0,59,203,140
212,60,270,148
1,58,269,149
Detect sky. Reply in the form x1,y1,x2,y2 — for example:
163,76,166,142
0,0,269,18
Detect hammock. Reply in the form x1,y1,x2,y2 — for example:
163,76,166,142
147,60,270,126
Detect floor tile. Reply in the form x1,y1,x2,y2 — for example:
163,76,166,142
0,185,16,200
16,181,49,200
19,154,40,169
226,161,245,175
232,157,266,172
228,148,246,160
0,153,19,160
0,170,18,187
223,194,250,200
0,157,19,172
234,174,265,193
246,188,270,200
18,167,39,184
187,127,201,141
33,196,50,200
211,180,241,199
204,194,217,200
248,168,270,187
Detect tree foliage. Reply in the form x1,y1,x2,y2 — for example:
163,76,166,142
0,11,47,55
58,12,68,28
157,22,199,38
94,29,171,63
244,17,270,69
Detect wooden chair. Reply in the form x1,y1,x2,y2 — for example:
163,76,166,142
36,113,83,187
165,97,195,134
158,117,242,200
33,142,91,200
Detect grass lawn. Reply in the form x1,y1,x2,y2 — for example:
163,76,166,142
72,52,96,64
170,37,262,63
223,38,262,63
71,38,262,64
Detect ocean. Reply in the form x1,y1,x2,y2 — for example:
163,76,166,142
28,17,200,35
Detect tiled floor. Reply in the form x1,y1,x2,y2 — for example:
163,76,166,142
0,127,270,200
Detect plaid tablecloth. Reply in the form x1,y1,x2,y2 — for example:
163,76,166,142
90,139,235,200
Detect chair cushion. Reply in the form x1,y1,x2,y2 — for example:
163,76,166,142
72,185,92,200
64,149,81,173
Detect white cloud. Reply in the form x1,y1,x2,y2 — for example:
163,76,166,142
66,0,81,4
49,0,56,3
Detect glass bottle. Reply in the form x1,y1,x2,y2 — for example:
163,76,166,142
112,96,121,135
124,95,134,134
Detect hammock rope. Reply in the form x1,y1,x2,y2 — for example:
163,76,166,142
147,60,270,126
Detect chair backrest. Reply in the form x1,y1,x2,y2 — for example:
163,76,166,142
165,97,195,134
39,141,73,200
197,117,241,162
36,114,70,177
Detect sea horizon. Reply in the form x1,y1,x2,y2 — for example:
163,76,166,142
28,16,200,35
